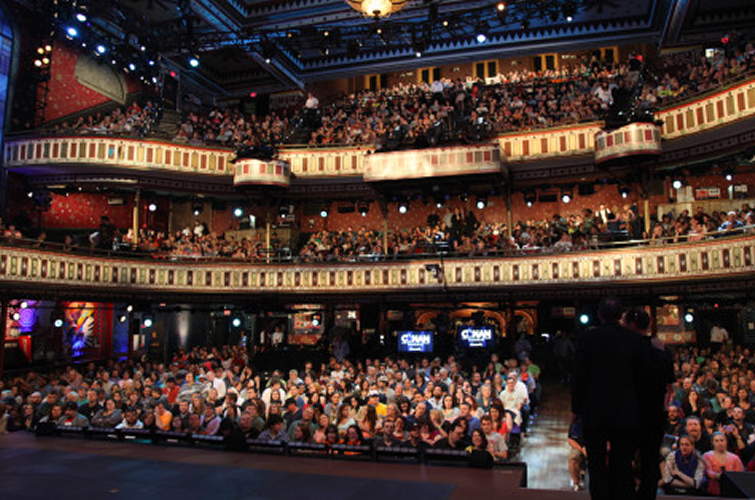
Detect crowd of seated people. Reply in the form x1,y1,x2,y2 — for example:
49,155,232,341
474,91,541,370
164,35,755,152
49,101,160,137
0,345,542,465
655,341,755,496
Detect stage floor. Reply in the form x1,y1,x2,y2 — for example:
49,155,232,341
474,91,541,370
0,432,586,500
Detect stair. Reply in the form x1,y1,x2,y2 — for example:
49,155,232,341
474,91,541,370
153,109,181,139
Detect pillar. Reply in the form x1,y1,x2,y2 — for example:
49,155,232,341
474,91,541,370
132,190,141,246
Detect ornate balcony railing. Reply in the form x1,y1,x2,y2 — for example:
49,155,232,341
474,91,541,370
0,235,753,296
5,76,755,180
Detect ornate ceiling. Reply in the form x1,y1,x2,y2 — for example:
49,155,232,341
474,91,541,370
15,0,755,96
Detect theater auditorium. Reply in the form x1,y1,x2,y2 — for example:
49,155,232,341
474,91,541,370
1,0,755,498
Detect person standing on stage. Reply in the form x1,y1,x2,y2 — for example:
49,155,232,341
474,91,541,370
572,297,646,500
624,307,674,500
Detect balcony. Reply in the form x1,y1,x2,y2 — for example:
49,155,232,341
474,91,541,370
0,234,753,299
6,76,755,183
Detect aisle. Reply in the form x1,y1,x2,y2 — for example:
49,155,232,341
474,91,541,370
518,382,576,490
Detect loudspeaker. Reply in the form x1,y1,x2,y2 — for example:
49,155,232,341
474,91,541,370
721,471,755,498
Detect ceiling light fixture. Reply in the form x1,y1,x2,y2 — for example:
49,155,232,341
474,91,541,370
346,0,409,18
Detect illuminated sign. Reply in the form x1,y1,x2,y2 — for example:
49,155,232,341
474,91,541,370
459,326,494,349
397,331,433,353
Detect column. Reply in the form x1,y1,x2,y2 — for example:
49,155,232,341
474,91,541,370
132,190,141,246
0,300,6,377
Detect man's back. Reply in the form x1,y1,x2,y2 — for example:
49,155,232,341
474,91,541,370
572,321,644,431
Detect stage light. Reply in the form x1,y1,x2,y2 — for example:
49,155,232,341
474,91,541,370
566,15,573,22
579,313,590,325
232,318,242,328
96,44,106,54
126,305,134,313
143,317,153,328
42,57,50,65
497,2,506,11
148,203,157,212
524,191,537,207
27,191,33,198
476,33,487,44
189,56,200,68
53,318,64,328
128,63,136,71
619,186,631,198
45,45,52,52
415,51,422,58
672,179,684,190
34,59,42,67
320,206,329,218
476,197,487,210
148,59,155,66
398,202,409,214
358,202,369,217
561,190,573,203
140,45,146,52
20,301,28,309
233,207,244,217
684,312,694,323
37,47,44,55
436,201,443,209
76,13,87,22
724,167,735,182
66,27,79,38
11,312,20,321
193,208,201,216
118,315,127,323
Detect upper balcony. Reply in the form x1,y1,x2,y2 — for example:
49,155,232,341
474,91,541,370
0,233,753,302
6,76,755,186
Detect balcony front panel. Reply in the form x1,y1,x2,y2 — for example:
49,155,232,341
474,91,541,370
3,136,235,176
0,236,753,296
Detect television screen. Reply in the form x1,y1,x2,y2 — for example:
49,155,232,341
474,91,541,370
397,330,434,353
458,325,495,349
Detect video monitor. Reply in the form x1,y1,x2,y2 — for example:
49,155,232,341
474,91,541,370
397,330,434,353
458,325,495,349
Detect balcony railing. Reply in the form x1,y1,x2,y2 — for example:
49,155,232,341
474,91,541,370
0,234,753,295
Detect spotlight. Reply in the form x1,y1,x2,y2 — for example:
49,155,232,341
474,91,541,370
233,207,244,217
279,205,289,219
311,316,321,327
118,315,127,323
561,190,573,203
148,59,155,66
619,186,631,199
398,202,409,214
11,312,20,321
265,58,271,64
566,15,573,22
320,206,329,218
193,209,201,216
45,45,52,52
148,203,157,212
579,313,590,325
232,318,242,328
189,56,200,68
358,202,369,217
524,192,537,207
128,63,136,71
672,178,684,190
34,59,42,67
53,318,64,328
684,312,694,323
476,33,487,44
496,2,506,11
436,201,443,209
476,197,487,210
459,193,468,202
143,317,153,328
37,47,44,55
140,45,146,52
76,13,87,22
415,51,422,58
126,305,134,313
27,191,33,198
42,57,50,65
66,27,78,38
724,167,735,182
20,301,28,309
96,44,106,54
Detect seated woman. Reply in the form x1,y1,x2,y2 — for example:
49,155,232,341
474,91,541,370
662,434,705,495
90,399,122,428
703,431,744,496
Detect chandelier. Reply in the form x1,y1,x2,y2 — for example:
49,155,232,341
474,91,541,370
346,0,410,18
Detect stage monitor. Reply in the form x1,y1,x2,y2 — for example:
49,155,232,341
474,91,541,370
458,325,495,349
397,331,434,354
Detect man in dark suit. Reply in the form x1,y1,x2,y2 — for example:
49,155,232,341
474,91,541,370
624,307,675,500
572,297,645,500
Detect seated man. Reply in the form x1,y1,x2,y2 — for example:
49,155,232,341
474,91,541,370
433,420,468,450
58,401,89,427
374,419,401,448
481,415,508,462
258,415,289,443
116,407,143,430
